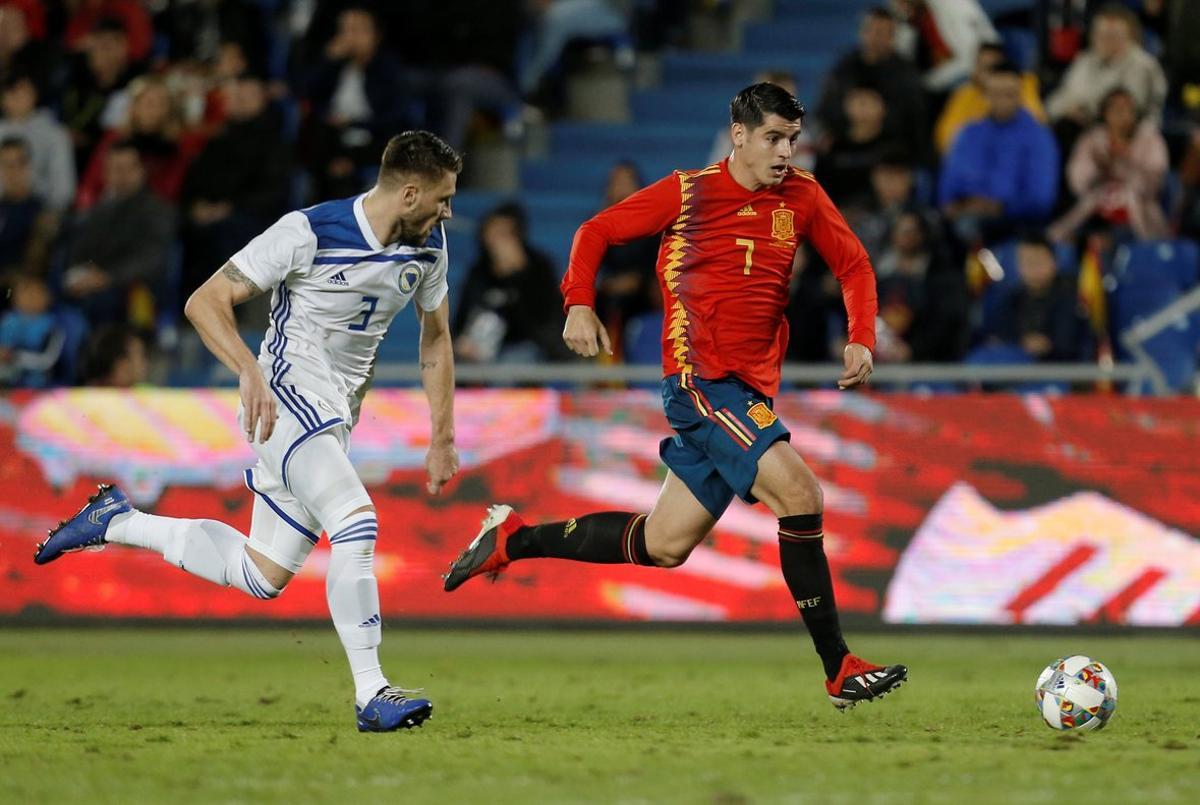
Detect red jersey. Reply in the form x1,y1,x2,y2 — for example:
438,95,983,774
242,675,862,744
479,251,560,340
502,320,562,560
561,159,878,396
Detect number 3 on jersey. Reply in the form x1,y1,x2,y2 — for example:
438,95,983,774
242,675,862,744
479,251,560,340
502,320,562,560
349,295,379,331
735,238,755,275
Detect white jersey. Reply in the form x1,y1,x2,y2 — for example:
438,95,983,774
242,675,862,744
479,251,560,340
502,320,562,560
230,193,448,430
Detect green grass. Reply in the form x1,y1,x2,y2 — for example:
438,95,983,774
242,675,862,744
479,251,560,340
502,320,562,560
1,629,1198,804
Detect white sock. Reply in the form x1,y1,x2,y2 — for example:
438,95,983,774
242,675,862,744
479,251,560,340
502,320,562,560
107,511,280,599
326,511,388,706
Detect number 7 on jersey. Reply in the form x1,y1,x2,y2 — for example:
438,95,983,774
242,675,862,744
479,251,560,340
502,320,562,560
735,238,754,275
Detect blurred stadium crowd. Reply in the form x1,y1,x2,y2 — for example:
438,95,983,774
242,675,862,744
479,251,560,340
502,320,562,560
1,0,1199,390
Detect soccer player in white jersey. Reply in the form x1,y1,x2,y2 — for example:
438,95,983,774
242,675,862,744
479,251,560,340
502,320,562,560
35,131,462,732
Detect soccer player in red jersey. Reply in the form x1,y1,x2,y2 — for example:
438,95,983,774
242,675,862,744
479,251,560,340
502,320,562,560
445,83,906,709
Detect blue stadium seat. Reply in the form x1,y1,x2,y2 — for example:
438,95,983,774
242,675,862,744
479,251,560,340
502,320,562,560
50,306,90,386
623,312,663,366
1109,239,1200,391
1111,239,1199,291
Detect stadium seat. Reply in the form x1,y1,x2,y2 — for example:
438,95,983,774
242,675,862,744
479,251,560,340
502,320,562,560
1108,240,1200,391
623,311,663,366
50,306,90,386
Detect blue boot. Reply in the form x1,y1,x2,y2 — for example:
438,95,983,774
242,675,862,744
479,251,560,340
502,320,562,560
34,484,131,565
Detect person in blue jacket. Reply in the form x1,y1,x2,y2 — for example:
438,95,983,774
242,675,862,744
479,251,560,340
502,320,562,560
939,59,1059,245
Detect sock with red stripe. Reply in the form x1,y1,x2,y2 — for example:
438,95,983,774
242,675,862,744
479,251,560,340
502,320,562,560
778,513,849,680
505,512,654,565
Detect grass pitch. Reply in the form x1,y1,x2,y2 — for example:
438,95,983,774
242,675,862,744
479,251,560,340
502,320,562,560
1,628,1197,804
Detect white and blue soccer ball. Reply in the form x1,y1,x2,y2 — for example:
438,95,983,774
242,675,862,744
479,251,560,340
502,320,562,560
1035,655,1118,731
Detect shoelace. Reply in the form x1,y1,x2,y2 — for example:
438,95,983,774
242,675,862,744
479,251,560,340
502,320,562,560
375,686,425,704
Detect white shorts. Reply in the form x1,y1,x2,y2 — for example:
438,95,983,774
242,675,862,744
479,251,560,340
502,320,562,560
239,396,372,573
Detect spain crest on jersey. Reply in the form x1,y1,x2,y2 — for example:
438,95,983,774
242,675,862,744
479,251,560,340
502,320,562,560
771,205,795,242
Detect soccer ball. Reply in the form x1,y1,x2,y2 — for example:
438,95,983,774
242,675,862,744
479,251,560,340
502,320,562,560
1035,655,1118,731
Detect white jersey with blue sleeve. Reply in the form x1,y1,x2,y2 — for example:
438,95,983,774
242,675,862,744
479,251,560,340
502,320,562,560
230,193,448,431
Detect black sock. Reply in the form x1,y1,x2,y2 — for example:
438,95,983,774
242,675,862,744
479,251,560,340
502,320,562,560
778,513,849,680
506,512,654,565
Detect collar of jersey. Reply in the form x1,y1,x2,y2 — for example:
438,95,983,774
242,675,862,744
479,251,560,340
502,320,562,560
353,193,385,252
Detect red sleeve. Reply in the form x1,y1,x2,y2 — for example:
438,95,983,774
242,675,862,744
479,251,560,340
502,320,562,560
806,181,878,352
560,174,682,310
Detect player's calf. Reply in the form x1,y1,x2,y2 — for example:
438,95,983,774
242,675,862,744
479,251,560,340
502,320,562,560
444,507,668,591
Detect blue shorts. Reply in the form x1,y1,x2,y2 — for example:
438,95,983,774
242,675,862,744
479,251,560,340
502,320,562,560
659,373,791,519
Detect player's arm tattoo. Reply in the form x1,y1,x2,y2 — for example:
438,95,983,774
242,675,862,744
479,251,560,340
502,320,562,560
419,358,439,371
221,263,264,298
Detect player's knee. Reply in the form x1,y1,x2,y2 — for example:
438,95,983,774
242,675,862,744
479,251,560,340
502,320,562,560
779,473,822,516
650,546,691,568
647,537,696,568
246,547,295,594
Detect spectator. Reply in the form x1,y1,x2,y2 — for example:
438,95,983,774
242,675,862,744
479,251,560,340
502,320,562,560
181,72,289,296
992,234,1089,361
63,140,176,326
520,0,630,97
594,160,661,345
848,148,923,261
400,0,525,150
0,137,55,274
157,0,268,67
874,210,968,362
939,61,1059,244
453,202,570,363
62,16,136,172
710,70,814,170
76,75,205,210
814,7,927,164
1045,4,1168,128
0,274,63,387
815,82,898,210
79,322,148,387
0,1,52,92
64,0,154,65
0,73,76,211
935,42,1045,154
891,0,1000,94
1049,87,1170,242
302,5,410,199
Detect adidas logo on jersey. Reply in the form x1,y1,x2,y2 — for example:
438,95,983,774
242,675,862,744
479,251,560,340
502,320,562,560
736,205,757,217
327,271,349,286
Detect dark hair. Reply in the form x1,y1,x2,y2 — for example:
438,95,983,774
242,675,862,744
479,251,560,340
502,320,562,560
479,201,528,242
987,59,1022,79
108,138,142,159
378,130,462,186
81,324,146,385
1100,86,1139,120
1094,2,1140,37
609,158,643,185
730,82,805,129
978,42,1007,59
865,6,895,22
875,146,914,171
0,136,30,157
1,71,35,94
94,16,128,37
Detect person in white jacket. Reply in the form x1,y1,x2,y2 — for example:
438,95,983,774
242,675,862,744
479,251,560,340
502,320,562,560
892,0,1000,93
1045,3,1167,126
0,74,76,212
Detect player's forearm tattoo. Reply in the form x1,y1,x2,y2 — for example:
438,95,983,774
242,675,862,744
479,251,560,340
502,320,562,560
222,263,263,297
420,359,439,370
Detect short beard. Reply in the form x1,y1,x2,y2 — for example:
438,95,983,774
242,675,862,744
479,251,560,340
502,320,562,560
384,217,425,247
